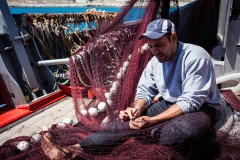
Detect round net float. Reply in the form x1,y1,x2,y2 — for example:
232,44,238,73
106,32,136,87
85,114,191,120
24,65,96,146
98,102,107,112
119,67,124,74
30,133,42,143
110,86,117,93
117,72,123,80
123,61,129,68
112,81,120,88
141,43,149,54
63,117,74,125
80,109,88,117
88,107,98,117
16,141,30,152
104,92,112,100
56,122,67,129
107,99,113,106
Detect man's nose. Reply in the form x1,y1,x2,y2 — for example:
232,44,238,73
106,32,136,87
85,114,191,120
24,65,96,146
150,47,158,55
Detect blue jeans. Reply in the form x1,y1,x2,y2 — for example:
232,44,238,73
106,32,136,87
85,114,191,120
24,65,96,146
80,100,216,150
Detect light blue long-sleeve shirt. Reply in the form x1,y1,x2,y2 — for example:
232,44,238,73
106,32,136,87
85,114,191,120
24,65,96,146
135,42,221,113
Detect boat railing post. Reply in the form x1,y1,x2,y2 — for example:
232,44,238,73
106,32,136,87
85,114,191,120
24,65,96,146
0,0,41,94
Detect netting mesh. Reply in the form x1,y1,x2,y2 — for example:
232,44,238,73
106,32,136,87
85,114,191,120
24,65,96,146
2,0,240,160
69,0,159,130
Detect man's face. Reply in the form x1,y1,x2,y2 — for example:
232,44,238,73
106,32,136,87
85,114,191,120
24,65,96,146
147,33,177,63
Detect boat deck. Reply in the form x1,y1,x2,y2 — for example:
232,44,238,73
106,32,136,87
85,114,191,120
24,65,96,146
0,96,91,145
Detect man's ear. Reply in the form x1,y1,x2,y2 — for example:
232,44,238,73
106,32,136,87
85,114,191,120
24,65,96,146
171,32,177,43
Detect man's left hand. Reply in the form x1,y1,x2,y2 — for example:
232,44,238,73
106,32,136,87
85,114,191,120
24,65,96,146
129,116,154,129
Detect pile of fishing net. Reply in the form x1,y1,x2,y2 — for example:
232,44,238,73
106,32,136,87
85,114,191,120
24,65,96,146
1,0,240,159
1,96,240,160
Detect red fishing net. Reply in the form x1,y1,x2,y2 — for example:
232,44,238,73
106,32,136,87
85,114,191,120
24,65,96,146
1,0,240,160
69,0,158,130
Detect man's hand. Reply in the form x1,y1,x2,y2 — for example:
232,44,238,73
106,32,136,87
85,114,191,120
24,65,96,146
129,116,154,129
119,107,141,122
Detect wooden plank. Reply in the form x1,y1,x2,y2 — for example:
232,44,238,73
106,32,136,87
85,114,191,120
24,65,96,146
0,98,71,144
1,98,71,135
0,97,92,145
51,98,93,124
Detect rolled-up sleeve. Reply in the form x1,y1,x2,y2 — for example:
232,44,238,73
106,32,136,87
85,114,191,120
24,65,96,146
176,58,213,113
135,62,158,106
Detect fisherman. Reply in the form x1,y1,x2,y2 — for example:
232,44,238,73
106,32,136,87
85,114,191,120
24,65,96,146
42,18,221,159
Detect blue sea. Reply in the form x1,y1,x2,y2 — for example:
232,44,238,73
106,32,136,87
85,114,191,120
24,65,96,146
10,7,121,14
10,6,175,14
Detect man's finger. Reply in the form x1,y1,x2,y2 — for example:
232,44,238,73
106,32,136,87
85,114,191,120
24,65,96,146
131,120,140,127
119,114,123,120
119,112,129,122
129,121,140,130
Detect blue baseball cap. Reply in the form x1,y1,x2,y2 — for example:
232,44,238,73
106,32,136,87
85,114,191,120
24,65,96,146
139,19,175,40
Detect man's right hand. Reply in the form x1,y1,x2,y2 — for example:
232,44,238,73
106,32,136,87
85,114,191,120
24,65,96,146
119,107,141,122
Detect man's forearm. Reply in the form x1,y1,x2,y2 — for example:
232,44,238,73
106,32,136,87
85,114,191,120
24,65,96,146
134,98,149,114
149,103,184,124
